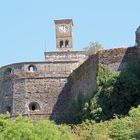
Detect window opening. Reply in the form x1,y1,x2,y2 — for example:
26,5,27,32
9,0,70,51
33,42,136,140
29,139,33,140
4,68,12,76
60,41,63,48
65,40,69,47
28,65,37,72
29,102,40,111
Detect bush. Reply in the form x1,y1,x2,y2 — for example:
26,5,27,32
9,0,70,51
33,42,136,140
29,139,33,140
65,60,140,124
109,117,133,140
84,42,103,56
0,115,74,140
83,60,140,122
64,93,90,124
73,106,140,140
83,64,120,121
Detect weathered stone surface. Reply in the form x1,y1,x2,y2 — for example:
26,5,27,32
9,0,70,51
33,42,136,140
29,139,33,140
68,54,98,99
0,46,140,122
0,23,140,122
45,51,87,64
98,47,138,71
0,55,87,121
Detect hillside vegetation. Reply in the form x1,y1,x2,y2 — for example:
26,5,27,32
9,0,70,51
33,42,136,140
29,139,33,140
72,106,140,140
0,105,140,139
1,60,140,140
66,60,140,124
0,115,74,140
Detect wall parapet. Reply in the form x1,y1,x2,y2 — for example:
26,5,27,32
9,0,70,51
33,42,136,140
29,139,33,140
0,61,79,80
45,51,87,63
98,46,138,71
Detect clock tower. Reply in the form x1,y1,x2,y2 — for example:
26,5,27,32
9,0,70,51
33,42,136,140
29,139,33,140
54,19,73,51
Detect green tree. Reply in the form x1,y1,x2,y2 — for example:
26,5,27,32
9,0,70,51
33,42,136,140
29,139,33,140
84,42,103,56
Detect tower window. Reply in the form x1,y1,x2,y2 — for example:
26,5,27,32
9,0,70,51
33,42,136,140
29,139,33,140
60,41,64,48
28,65,37,72
65,40,69,47
29,102,40,111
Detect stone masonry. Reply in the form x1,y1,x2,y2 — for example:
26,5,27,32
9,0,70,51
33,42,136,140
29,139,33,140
0,19,140,122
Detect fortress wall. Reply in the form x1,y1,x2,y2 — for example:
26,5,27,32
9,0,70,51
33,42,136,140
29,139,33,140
67,47,139,103
45,51,87,65
0,61,81,119
98,47,138,71
1,46,139,121
0,61,79,79
24,78,69,119
0,78,13,114
12,77,68,117
0,64,24,114
13,79,26,115
68,54,98,99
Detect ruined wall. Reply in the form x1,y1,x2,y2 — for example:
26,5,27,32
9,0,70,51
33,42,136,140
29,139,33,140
68,46,139,104
99,47,139,71
68,54,98,100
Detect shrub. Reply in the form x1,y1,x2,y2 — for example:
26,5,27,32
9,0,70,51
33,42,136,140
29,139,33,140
83,60,140,122
65,60,140,124
64,93,90,124
84,42,103,56
109,117,133,140
78,106,140,140
0,115,74,140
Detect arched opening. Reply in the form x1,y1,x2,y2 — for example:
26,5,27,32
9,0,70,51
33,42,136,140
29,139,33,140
29,102,40,111
65,40,69,47
28,65,37,72
4,68,12,76
60,41,63,48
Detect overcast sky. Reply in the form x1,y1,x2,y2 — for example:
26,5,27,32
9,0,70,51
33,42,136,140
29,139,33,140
0,0,140,66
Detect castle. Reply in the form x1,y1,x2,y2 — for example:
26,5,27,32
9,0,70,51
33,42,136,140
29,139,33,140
0,19,140,122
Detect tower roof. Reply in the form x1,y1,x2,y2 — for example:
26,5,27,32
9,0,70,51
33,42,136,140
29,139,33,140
54,19,73,26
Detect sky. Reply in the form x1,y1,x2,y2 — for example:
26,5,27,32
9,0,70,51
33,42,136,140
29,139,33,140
0,0,140,67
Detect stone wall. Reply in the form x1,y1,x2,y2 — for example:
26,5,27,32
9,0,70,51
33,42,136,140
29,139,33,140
45,51,87,65
0,59,86,121
67,46,139,104
0,45,140,122
98,47,139,71
0,78,13,114
68,54,99,100
0,50,88,121
13,78,69,120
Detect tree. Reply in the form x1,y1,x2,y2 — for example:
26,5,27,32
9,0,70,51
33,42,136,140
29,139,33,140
84,42,103,56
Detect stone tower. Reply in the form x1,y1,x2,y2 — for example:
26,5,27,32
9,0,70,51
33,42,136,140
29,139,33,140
54,19,73,51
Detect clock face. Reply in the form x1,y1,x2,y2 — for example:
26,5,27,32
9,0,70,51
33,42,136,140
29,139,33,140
59,25,68,33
